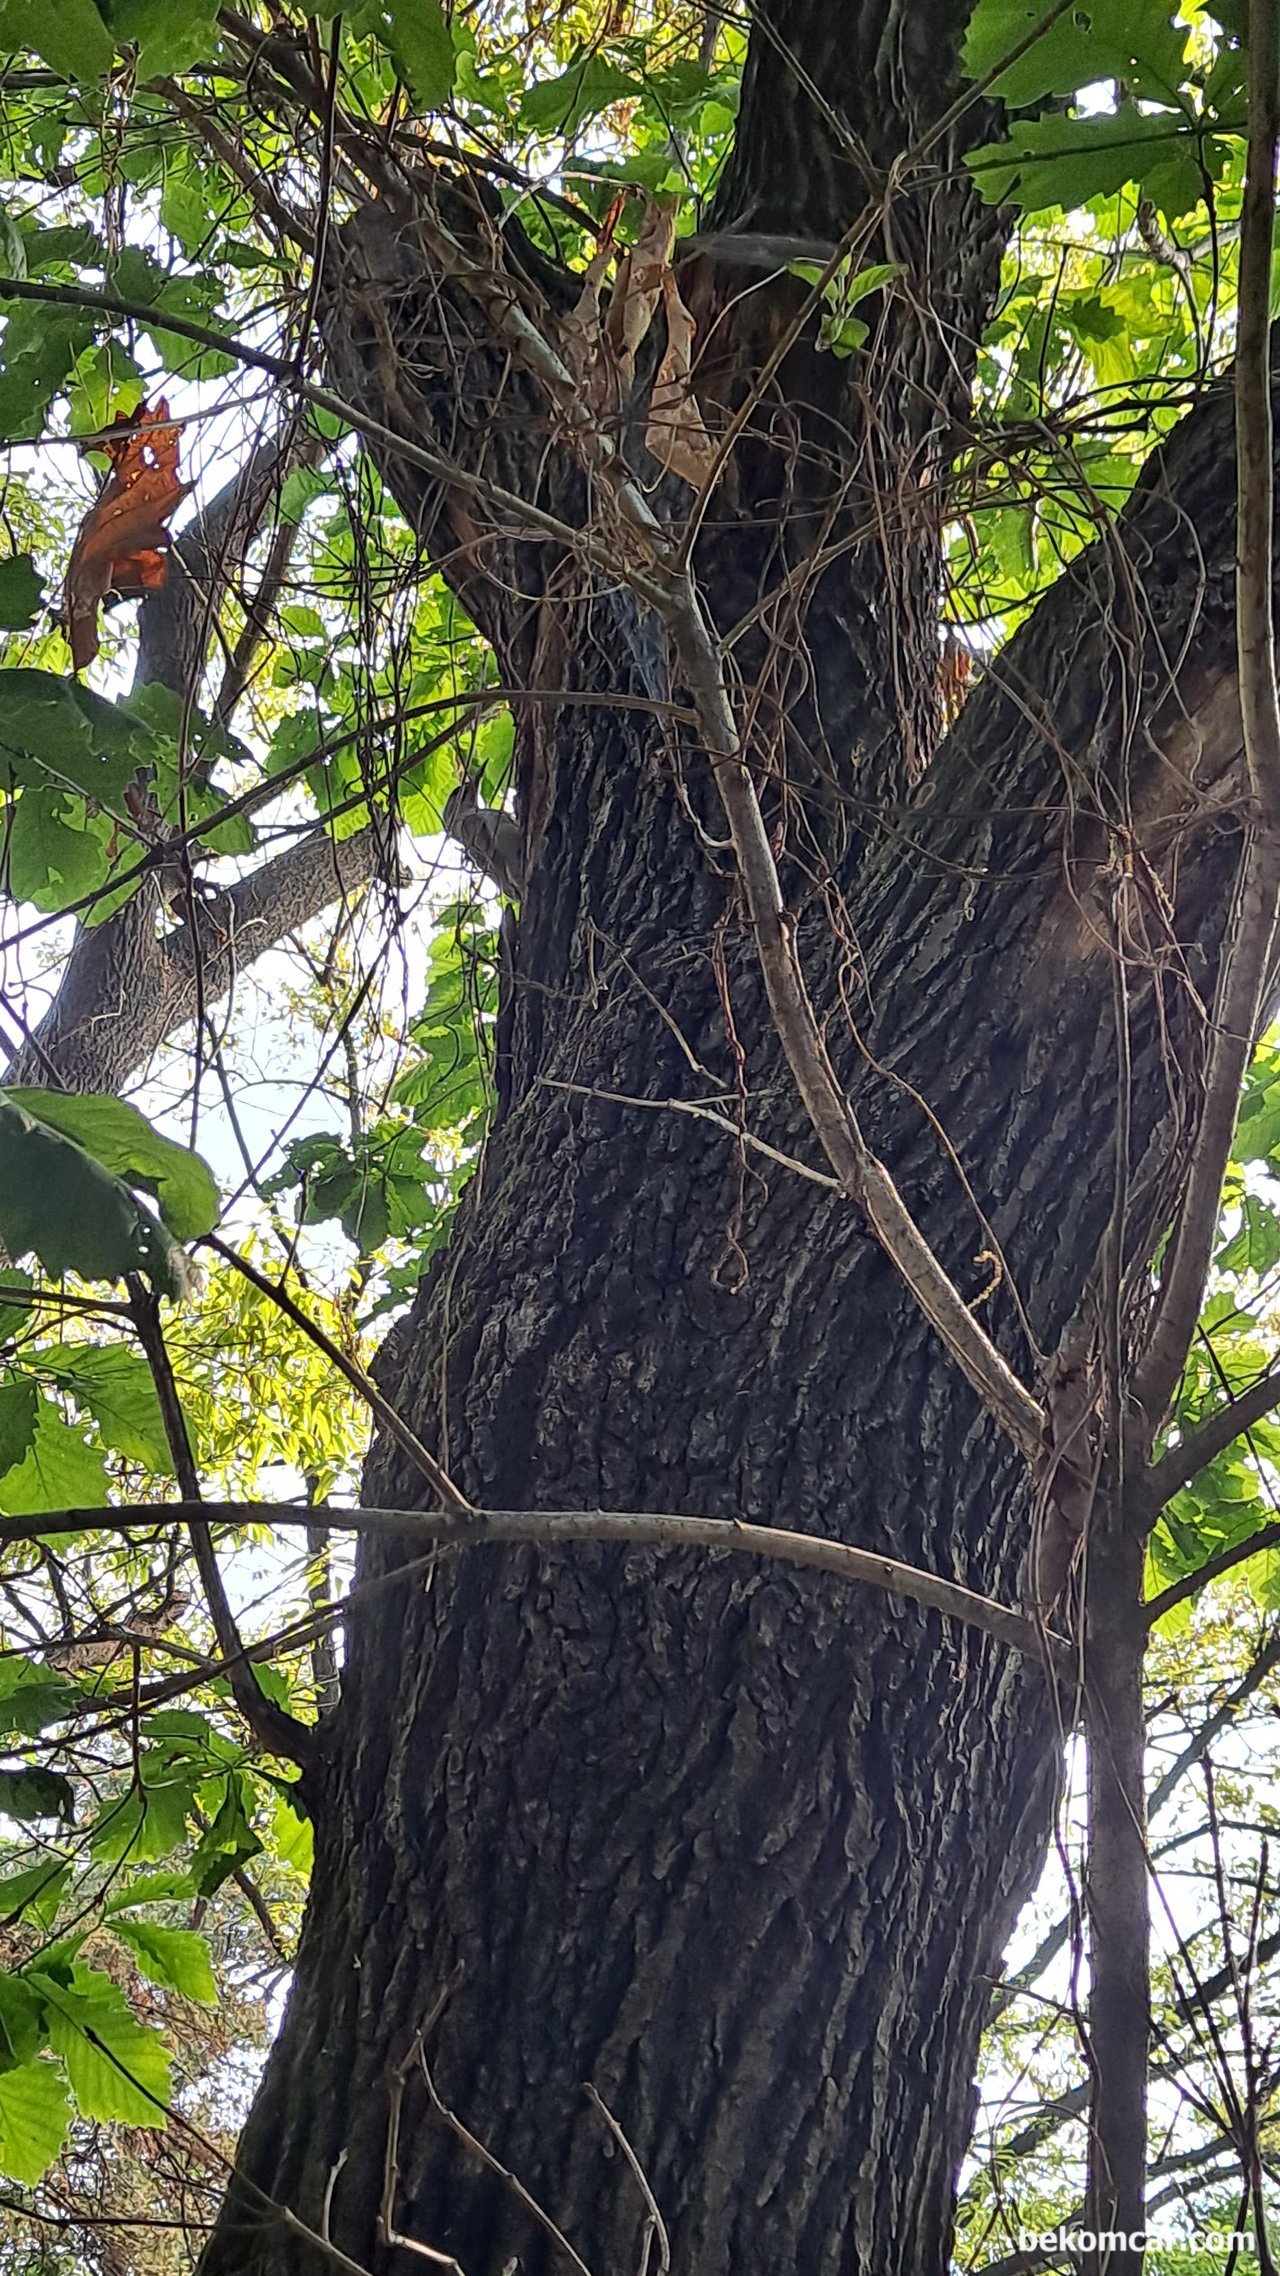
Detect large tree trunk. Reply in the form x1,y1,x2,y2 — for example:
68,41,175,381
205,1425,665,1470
198,7,1252,2272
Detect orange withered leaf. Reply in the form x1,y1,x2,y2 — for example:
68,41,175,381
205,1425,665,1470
62,399,192,672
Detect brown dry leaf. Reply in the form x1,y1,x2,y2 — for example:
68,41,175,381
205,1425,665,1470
606,192,677,381
560,195,626,397
644,268,718,491
939,635,973,725
62,398,192,671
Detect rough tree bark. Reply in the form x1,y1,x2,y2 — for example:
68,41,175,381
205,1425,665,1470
161,2,1258,2270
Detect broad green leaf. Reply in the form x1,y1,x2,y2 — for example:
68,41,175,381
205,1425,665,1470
1217,1192,1280,1275
521,53,638,136
0,1670,84,1734
0,2056,71,2183
270,1787,314,1879
4,789,113,911
91,1773,197,1864
18,222,103,276
0,1381,37,1474
66,341,143,438
382,0,456,108
0,1768,75,1825
0,668,165,807
104,1870,192,1913
189,1779,262,1895
0,1395,108,1516
113,1920,217,2004
35,1964,170,2124
4,1090,219,1240
36,1344,171,1471
0,1972,45,2069
0,1861,70,1928
110,0,221,73
1252,1545,1280,1609
142,1707,240,1758
0,0,113,85
0,300,97,440
968,110,1214,222
0,213,24,283
278,464,331,525
0,555,44,632
0,1272,33,1344
963,0,1188,107
0,1100,192,1300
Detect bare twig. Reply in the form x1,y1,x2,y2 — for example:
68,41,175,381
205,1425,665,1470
0,1499,1071,1676
1145,1517,1280,1628
1133,0,1280,1439
1143,1358,1280,1513
585,2086,671,2276
661,579,1046,1463
416,2044,596,2276
202,1235,474,1518
127,1281,312,1768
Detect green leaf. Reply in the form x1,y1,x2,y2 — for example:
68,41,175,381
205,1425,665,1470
36,1344,172,1471
0,1395,108,1516
34,1963,170,2124
0,1861,70,1928
0,1662,83,1736
521,52,638,136
104,1869,193,1913
278,464,332,526
0,1272,33,1345
963,0,1188,107
0,2057,71,2183
113,1920,217,2004
0,555,44,632
1217,1192,1280,1275
91,1770,197,1864
0,1768,75,1825
19,223,103,277
0,0,114,83
109,0,221,73
0,668,166,808
0,1381,37,1474
270,1787,314,1878
0,1973,45,2070
381,0,455,108
4,789,113,911
968,109,1212,222
0,1099,194,1300
4,1090,219,1240
66,341,143,439
189,1779,261,1895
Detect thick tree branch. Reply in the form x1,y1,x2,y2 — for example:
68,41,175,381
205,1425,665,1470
4,821,387,1093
